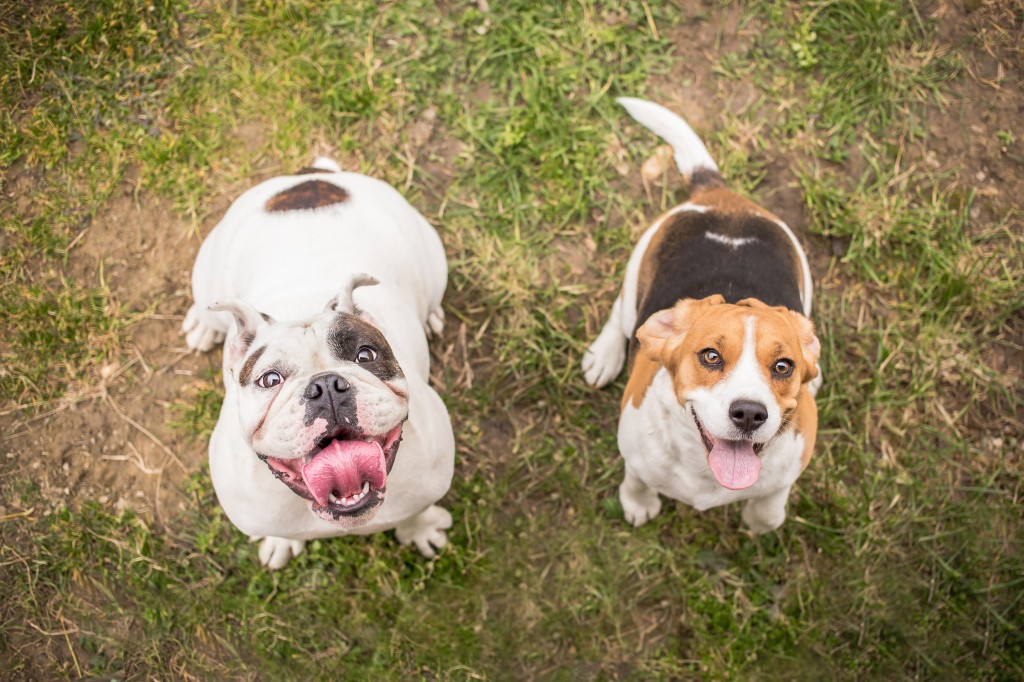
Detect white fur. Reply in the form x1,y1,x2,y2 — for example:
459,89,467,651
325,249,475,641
688,317,782,444
617,97,719,179
617,371,804,531
705,232,757,249
185,161,454,568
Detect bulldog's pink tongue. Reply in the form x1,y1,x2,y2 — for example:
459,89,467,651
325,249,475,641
708,440,761,490
301,440,386,507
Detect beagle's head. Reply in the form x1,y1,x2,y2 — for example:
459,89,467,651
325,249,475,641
637,295,820,490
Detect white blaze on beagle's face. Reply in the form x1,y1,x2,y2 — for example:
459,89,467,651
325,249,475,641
211,281,409,527
637,295,820,490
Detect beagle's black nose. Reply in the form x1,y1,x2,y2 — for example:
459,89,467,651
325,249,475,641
729,400,768,433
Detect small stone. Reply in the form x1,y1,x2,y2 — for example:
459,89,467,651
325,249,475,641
641,145,675,184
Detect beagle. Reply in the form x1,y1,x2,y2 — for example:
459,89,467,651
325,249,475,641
583,98,822,533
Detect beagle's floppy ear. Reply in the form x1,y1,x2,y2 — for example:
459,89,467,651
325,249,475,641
208,299,273,366
636,294,725,362
323,273,380,315
787,310,821,384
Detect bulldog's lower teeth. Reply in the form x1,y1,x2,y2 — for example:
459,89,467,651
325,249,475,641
327,486,370,507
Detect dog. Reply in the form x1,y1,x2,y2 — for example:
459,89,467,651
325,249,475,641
582,98,822,533
183,157,455,569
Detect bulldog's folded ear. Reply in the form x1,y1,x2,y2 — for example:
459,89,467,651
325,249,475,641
208,299,272,365
323,273,380,315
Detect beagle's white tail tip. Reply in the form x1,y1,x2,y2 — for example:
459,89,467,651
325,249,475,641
616,97,719,180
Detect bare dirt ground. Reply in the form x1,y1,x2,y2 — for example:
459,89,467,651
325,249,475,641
2,0,1021,540
3,188,216,526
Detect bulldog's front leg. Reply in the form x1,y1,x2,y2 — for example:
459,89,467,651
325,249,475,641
394,505,453,558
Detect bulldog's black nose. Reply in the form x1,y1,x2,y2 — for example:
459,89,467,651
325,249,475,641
304,372,352,413
729,400,768,433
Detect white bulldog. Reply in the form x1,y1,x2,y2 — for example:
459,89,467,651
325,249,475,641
183,157,455,569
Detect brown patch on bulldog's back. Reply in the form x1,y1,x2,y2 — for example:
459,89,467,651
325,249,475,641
265,180,349,212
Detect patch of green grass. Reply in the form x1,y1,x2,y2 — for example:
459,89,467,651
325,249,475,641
0,281,122,402
0,0,188,402
168,377,223,441
2,0,1022,679
735,0,960,160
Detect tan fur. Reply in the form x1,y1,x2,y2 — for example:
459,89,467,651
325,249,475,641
634,296,820,447
622,351,660,410
794,385,818,471
688,186,779,220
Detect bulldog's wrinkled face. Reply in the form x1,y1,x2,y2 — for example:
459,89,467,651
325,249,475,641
215,289,408,526
638,295,820,491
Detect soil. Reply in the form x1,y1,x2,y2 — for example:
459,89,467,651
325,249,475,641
1,0,1021,533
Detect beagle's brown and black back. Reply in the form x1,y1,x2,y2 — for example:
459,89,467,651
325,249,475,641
629,174,805,361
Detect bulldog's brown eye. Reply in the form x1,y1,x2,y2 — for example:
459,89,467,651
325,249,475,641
699,348,723,369
772,359,794,378
355,346,377,363
256,370,283,388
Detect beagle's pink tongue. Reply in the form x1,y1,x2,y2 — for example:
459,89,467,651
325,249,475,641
708,440,761,490
301,440,386,506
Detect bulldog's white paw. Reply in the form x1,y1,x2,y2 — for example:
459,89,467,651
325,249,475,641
425,307,445,338
183,304,225,352
253,535,305,570
619,481,662,527
582,325,626,388
395,505,452,558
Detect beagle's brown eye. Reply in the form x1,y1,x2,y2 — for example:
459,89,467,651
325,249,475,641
699,348,723,369
256,370,283,388
772,359,794,378
355,346,377,363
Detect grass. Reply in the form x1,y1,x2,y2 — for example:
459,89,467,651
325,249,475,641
2,0,1022,679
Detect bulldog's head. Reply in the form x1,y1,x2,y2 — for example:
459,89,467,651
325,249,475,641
637,295,820,491
211,275,407,526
